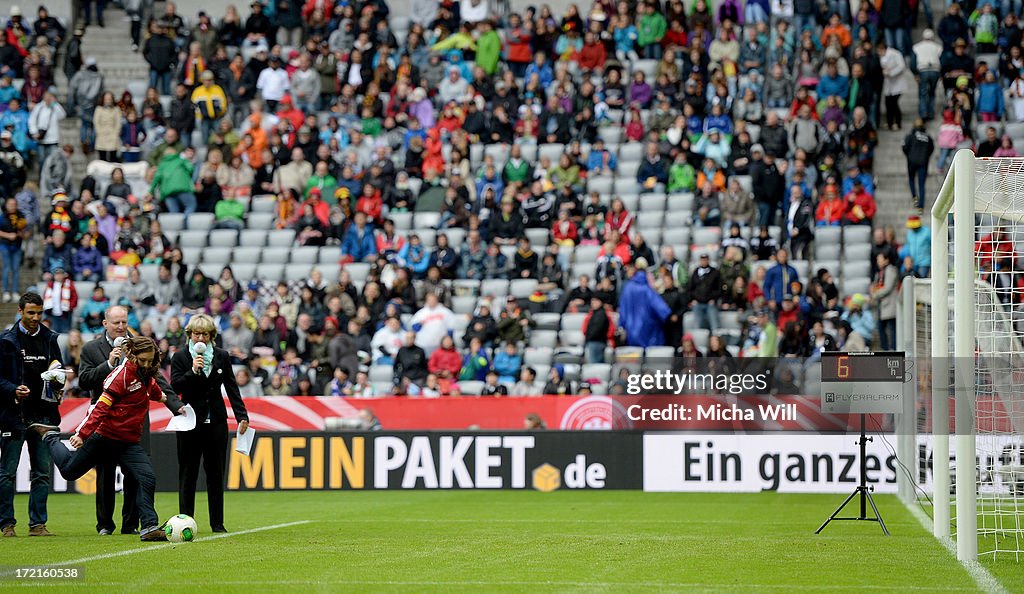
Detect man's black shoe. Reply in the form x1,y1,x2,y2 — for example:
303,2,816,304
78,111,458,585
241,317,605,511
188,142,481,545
211,526,228,533
121,529,139,535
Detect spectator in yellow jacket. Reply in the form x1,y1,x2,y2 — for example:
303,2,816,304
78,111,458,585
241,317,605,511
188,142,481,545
190,71,228,142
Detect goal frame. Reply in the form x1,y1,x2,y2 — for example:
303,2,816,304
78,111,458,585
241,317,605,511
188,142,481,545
931,149,975,561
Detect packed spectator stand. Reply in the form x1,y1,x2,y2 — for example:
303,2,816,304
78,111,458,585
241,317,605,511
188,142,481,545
0,0,964,400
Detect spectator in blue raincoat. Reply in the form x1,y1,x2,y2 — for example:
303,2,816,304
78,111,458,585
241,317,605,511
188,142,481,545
618,258,671,347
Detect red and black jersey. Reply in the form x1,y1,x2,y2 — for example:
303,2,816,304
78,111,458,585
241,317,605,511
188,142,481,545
77,360,163,443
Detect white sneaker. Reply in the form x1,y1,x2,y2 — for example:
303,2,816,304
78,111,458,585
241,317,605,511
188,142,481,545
3,292,10,303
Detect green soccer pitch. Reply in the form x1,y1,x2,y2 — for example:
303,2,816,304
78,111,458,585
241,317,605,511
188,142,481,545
1,491,1020,592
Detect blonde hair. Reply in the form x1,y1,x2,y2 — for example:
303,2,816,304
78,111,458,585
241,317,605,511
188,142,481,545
185,314,218,341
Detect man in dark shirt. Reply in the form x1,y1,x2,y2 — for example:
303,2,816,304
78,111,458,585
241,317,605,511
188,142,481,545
0,292,63,537
976,126,1000,159
582,296,612,364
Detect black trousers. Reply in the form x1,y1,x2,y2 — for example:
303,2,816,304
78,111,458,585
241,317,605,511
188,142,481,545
95,415,150,533
885,94,902,129
177,422,228,529
47,433,160,533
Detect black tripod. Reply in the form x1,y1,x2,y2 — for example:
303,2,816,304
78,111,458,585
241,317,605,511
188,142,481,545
816,414,890,536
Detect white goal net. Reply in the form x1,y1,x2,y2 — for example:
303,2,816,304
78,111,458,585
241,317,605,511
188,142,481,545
918,151,1024,562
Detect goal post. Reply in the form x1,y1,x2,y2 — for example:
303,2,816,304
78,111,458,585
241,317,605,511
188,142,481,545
921,149,1024,562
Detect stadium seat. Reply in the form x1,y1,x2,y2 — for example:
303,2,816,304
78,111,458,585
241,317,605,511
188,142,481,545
233,263,258,281
843,226,871,245
561,313,587,332
286,264,312,282
530,331,559,349
457,381,485,395
692,227,722,247
667,193,695,211
662,226,691,246
644,346,676,361
138,264,160,285
247,212,275,230
187,213,215,231
616,161,641,181
525,228,549,247
844,243,872,261
452,295,477,315
290,246,320,265
638,193,666,212
815,260,840,277
229,245,260,264
842,277,871,297
345,263,371,282
791,260,810,280
523,347,554,367
239,230,269,247
719,311,741,330
574,244,601,265
261,247,290,264
815,242,841,260
444,228,466,247
250,196,276,213
197,263,223,279
268,230,296,247
452,279,480,296
539,143,565,162
202,247,233,265
160,213,186,232
414,212,440,229
618,143,645,162
208,230,239,247
413,230,436,248
598,127,623,144
581,363,612,383
587,176,614,196
533,313,561,330
844,261,871,279
317,247,339,266
177,230,209,249
255,264,285,283
480,279,509,297
618,193,640,212
390,212,413,230
509,279,538,299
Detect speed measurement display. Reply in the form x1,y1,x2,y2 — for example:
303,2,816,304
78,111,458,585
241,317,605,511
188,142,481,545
820,352,905,414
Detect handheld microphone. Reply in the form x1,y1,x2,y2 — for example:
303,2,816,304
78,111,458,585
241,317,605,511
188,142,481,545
113,337,126,348
194,342,207,355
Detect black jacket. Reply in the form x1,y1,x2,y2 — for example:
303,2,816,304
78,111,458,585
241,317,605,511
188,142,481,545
902,128,935,167
143,34,176,73
687,266,723,304
169,97,196,134
751,160,785,206
394,345,428,384
0,324,62,430
78,333,183,412
170,347,248,426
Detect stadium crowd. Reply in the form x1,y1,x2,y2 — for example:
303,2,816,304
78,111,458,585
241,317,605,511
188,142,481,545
0,0,979,399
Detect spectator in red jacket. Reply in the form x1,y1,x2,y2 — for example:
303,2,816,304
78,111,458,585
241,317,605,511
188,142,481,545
976,229,1017,269
427,335,462,382
356,183,383,224
842,179,876,225
576,31,607,72
815,184,845,226
42,267,78,334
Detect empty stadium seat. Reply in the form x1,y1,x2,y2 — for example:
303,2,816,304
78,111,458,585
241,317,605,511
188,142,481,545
160,213,186,232
208,230,239,247
247,212,275,230
268,230,296,247
290,246,319,265
239,230,269,247
187,213,215,231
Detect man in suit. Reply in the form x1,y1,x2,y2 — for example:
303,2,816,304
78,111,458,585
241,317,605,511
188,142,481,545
170,314,248,533
77,305,183,535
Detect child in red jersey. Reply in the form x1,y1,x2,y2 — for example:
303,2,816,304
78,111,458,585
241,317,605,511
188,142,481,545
30,337,169,541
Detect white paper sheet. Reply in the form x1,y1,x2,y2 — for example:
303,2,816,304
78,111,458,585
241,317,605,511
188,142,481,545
235,427,255,456
165,404,197,432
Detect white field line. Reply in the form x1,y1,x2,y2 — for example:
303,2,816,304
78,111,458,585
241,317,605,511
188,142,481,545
4,579,979,591
0,520,311,574
903,501,1008,594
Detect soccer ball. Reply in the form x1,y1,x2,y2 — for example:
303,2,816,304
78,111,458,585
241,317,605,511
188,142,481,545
164,514,198,543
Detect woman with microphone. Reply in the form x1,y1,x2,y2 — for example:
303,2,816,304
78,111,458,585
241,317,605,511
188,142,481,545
170,314,248,533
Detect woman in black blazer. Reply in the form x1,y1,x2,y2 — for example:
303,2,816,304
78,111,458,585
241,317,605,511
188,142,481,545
170,314,249,533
